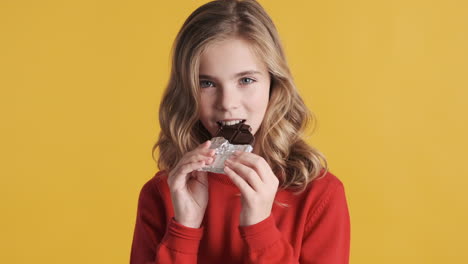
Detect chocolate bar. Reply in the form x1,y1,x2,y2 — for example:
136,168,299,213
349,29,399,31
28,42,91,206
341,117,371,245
197,137,253,174
215,122,254,145
197,122,255,174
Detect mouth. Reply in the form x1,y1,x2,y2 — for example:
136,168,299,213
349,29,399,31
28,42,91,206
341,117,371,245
216,119,246,127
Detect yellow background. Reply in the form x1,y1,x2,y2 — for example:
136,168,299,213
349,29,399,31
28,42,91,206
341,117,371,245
1,0,467,263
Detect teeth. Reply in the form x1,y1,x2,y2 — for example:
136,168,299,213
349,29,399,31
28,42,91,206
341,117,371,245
219,119,244,126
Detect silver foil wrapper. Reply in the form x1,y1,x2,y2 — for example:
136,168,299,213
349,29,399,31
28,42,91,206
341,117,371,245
197,137,253,174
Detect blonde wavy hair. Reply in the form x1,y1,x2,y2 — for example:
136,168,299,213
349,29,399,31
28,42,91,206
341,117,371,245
152,0,328,193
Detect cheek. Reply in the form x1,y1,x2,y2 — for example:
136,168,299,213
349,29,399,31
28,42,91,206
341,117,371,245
198,108,212,126
198,96,213,116
246,87,269,108
198,98,217,133
244,88,269,127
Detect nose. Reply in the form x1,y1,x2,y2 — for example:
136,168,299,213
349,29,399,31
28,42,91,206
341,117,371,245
216,86,240,111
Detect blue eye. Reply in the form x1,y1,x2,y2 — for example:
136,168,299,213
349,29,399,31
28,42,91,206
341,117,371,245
240,77,255,85
200,80,214,88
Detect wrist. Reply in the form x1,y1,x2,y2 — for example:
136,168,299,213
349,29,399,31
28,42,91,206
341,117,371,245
238,215,281,251
174,216,203,228
239,212,270,227
162,217,204,254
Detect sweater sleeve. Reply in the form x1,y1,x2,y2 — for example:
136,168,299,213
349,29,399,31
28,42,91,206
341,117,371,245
238,215,297,263
238,181,350,264
130,177,204,264
299,181,351,264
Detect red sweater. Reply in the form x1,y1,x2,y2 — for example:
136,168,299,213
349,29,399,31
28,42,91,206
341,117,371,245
130,170,350,263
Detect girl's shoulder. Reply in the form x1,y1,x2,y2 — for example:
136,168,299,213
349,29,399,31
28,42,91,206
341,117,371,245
308,170,346,198
151,170,169,184
287,169,344,191
275,171,348,225
277,170,346,203
309,170,345,191
137,170,170,199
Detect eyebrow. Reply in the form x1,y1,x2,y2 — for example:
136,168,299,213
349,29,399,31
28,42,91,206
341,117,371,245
199,70,262,80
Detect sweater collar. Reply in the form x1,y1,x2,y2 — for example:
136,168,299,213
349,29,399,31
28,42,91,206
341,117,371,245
208,171,237,187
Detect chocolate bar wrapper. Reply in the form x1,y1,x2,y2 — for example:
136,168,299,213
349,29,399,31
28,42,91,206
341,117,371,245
197,137,253,174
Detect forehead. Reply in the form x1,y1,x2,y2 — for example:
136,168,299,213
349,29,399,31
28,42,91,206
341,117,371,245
199,37,267,77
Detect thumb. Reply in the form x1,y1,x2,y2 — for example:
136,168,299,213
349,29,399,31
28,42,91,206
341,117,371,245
191,170,209,185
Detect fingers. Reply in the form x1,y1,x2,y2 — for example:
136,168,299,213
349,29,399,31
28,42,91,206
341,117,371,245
174,140,215,169
178,160,207,175
224,158,263,191
223,152,279,193
189,170,209,189
198,140,214,152
230,151,268,182
187,140,215,161
169,160,204,188
168,140,216,189
223,165,255,198
179,151,215,167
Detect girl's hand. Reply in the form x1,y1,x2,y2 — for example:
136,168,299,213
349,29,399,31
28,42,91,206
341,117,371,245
223,151,280,226
167,140,215,228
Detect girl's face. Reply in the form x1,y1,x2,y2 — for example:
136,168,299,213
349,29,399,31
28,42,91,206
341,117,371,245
198,37,271,138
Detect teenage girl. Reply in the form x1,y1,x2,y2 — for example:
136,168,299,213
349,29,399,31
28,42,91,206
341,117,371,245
130,0,350,263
